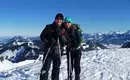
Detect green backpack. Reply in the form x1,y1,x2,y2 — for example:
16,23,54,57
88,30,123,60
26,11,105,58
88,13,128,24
71,23,84,44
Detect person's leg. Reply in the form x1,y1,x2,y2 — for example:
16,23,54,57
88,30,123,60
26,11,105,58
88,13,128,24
51,55,61,80
40,51,52,80
74,49,81,80
67,51,74,80
52,46,61,80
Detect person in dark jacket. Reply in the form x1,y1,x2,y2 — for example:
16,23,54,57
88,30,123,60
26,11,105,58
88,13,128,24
40,13,67,80
64,17,82,80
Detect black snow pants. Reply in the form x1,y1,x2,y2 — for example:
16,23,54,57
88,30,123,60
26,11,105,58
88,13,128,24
40,46,61,80
67,48,81,80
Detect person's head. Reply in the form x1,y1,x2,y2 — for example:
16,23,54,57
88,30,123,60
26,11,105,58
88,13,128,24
54,13,64,27
64,17,72,28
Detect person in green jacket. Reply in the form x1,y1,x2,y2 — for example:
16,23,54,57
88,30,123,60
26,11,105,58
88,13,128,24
64,17,82,80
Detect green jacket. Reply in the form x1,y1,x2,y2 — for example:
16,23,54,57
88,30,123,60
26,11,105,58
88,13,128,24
66,24,82,49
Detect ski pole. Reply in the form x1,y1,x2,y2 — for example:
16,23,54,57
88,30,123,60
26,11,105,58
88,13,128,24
57,37,62,61
68,50,72,80
36,45,52,80
41,45,52,74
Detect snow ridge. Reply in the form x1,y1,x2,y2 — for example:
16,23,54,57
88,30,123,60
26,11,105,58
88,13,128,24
0,48,130,80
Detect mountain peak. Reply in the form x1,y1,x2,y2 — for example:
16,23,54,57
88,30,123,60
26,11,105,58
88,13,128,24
83,30,130,45
6,35,29,44
12,35,25,41
125,30,130,34
107,31,124,35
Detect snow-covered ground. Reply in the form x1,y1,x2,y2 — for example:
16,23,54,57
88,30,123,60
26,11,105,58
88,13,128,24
0,48,130,80
103,44,121,48
0,60,35,72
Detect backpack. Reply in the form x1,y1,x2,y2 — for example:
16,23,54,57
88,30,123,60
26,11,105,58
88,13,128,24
71,23,84,44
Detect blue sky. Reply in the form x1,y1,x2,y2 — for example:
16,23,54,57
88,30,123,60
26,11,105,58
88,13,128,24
0,0,130,36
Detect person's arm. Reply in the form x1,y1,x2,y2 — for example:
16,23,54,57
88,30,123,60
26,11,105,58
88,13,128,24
40,24,53,43
40,25,54,49
40,25,49,42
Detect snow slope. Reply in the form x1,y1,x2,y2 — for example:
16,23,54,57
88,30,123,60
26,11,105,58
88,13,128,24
0,48,130,80
0,60,35,72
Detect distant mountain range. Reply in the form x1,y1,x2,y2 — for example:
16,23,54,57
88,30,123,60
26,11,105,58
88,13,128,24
83,30,130,45
0,36,44,63
0,30,130,63
0,35,107,63
1,30,130,45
